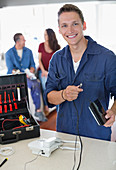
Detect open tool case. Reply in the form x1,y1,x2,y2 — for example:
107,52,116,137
0,73,40,144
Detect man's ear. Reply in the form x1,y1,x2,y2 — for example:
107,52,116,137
83,21,86,30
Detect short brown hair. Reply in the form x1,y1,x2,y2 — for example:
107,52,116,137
58,4,84,24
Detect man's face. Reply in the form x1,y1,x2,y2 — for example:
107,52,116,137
59,12,85,47
18,35,26,48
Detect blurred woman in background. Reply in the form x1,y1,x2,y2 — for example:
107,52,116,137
38,28,60,115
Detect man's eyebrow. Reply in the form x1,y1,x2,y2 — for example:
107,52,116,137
72,20,81,23
60,22,67,25
60,20,80,24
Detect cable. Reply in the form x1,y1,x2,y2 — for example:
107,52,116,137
0,147,15,156
72,135,78,170
1,118,29,131
72,101,83,170
24,154,39,170
13,124,29,129
2,119,19,131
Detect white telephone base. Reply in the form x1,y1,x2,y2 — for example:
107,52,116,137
28,137,63,157
28,137,81,157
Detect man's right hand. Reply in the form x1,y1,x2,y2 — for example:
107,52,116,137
12,69,20,74
63,85,83,101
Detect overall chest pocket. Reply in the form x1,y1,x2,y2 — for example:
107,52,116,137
84,72,105,97
84,72,104,82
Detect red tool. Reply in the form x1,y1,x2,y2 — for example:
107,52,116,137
8,94,13,111
0,94,2,113
12,92,18,109
4,91,7,113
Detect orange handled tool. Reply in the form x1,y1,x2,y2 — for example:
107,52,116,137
12,92,18,109
8,94,13,111
0,94,2,113
4,91,7,113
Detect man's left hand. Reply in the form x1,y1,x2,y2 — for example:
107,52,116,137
104,109,115,127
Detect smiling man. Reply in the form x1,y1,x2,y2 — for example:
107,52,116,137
45,4,116,141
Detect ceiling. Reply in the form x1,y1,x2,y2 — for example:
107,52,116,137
0,0,114,8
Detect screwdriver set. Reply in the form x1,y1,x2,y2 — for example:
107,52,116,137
0,83,25,114
0,73,40,144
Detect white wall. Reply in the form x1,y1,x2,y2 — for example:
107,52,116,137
0,2,116,54
0,1,116,72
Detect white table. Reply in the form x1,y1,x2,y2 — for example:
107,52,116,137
0,129,116,170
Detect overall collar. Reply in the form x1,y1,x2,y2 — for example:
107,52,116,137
62,36,101,60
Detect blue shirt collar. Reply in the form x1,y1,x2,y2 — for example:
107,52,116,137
61,36,101,60
13,45,26,52
84,36,101,54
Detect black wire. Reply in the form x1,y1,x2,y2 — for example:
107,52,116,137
72,101,83,170
72,135,77,170
77,135,83,170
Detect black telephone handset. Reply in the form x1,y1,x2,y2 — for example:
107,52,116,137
89,99,108,126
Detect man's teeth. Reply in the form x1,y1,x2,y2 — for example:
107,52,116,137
67,34,77,38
